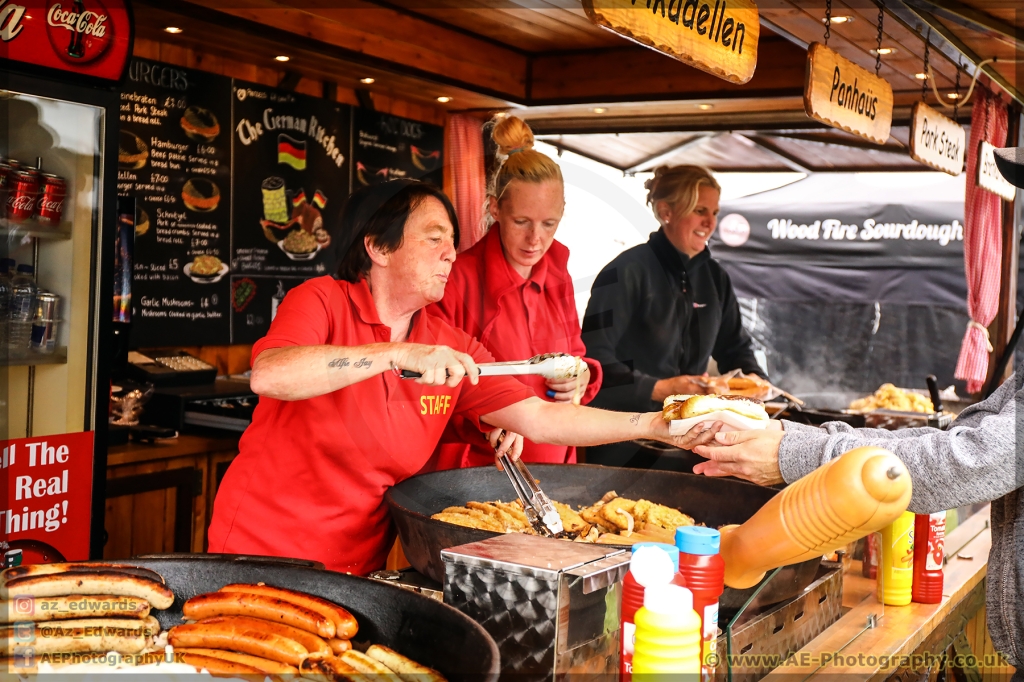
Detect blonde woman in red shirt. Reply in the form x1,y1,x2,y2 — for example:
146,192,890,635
429,115,602,468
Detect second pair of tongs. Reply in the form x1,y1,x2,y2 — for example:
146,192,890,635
494,431,564,537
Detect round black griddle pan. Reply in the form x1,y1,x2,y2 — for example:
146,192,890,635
119,554,499,682
386,464,821,615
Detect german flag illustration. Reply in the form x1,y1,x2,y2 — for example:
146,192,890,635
278,134,307,171
312,190,327,209
292,189,307,208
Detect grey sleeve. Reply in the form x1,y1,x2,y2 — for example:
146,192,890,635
777,379,1022,514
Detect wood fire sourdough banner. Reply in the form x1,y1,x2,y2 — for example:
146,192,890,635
582,0,759,84
804,42,893,145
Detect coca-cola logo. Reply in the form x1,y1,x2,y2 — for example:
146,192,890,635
38,197,64,213
45,0,112,64
7,194,36,211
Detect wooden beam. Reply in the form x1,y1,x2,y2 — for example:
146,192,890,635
278,70,301,91
741,135,814,173
625,135,714,173
904,0,1024,50
527,37,807,105
988,106,1022,390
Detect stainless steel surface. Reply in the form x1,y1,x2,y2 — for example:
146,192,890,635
442,534,629,681
715,561,844,682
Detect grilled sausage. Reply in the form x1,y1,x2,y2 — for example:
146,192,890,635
184,592,335,638
366,644,447,682
339,649,401,680
1,594,150,622
300,656,375,682
1,572,174,609
179,652,263,676
175,647,299,674
0,617,158,655
220,584,357,639
169,620,308,666
328,638,352,655
197,616,330,658
1,563,165,585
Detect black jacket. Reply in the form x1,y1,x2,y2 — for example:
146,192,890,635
582,228,765,418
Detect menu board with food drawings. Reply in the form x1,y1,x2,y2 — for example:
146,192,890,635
118,59,232,347
230,81,351,280
354,109,444,190
230,277,306,344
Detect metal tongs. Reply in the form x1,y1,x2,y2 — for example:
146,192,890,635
400,353,581,381
494,431,564,537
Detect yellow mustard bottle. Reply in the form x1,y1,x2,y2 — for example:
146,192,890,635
631,584,702,675
878,510,915,605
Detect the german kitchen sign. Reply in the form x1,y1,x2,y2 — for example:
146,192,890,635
909,101,965,176
0,0,133,81
582,0,759,84
804,42,893,145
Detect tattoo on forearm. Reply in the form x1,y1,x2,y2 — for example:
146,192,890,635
354,357,372,368
328,358,350,369
629,413,641,425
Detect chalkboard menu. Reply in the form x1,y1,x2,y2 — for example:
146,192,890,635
230,81,351,343
118,60,233,347
354,109,444,190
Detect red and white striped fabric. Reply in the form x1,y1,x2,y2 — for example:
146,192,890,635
445,114,487,252
955,89,1008,393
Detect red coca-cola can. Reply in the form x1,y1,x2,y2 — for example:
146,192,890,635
6,170,40,223
0,161,14,193
35,174,66,226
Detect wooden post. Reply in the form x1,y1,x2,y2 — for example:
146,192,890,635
987,104,1022,389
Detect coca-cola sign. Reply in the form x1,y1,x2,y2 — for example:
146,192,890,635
0,0,131,81
39,196,63,213
46,0,113,63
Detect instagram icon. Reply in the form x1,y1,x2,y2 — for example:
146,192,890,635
13,596,33,617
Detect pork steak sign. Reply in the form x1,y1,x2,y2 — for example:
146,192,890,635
582,0,759,84
909,101,965,176
0,0,131,81
804,42,893,145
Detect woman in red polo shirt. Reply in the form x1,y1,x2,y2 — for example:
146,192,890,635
430,116,602,467
209,180,691,575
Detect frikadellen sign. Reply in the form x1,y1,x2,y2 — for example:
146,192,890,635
0,0,133,82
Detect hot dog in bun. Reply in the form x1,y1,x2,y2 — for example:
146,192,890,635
662,394,769,422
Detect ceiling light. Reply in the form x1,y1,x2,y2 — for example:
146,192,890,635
870,47,896,56
592,107,607,114
947,92,960,99
824,15,852,24
359,77,375,84
914,72,928,80
274,55,290,62
164,26,183,34
437,96,452,103
697,103,714,110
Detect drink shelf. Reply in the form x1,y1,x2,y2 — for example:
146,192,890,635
1,346,68,366
0,216,71,240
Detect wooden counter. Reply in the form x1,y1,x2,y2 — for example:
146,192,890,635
762,507,1015,682
103,434,240,559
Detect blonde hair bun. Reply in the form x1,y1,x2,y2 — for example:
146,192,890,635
646,165,721,221
492,115,535,156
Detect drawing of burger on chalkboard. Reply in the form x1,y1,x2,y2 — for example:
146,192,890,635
182,178,221,212
180,106,221,142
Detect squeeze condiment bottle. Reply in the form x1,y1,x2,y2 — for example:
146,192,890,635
911,511,945,604
621,543,686,682
631,584,702,675
878,510,915,606
676,526,724,680
862,533,879,579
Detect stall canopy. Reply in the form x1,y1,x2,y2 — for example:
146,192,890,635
710,172,968,396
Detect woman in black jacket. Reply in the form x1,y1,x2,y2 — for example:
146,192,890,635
582,165,766,466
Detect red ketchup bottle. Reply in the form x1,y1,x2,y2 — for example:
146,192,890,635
676,526,725,681
621,543,686,682
912,512,945,603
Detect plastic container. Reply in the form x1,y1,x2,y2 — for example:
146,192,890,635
9,264,36,351
632,584,702,675
862,533,879,579
676,526,725,679
621,543,687,682
912,512,945,604
878,510,915,606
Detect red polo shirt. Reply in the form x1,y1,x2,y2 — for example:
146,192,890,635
208,276,533,575
426,227,602,468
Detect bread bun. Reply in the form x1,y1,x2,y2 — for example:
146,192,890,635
662,394,768,422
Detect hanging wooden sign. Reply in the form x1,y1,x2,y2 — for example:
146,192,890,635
803,42,893,145
909,101,965,176
978,141,1017,201
581,0,760,84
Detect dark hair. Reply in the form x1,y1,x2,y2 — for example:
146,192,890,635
336,180,459,283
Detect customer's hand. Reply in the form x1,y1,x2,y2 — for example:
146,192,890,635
652,374,709,402
691,424,785,486
545,364,590,402
489,428,524,469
